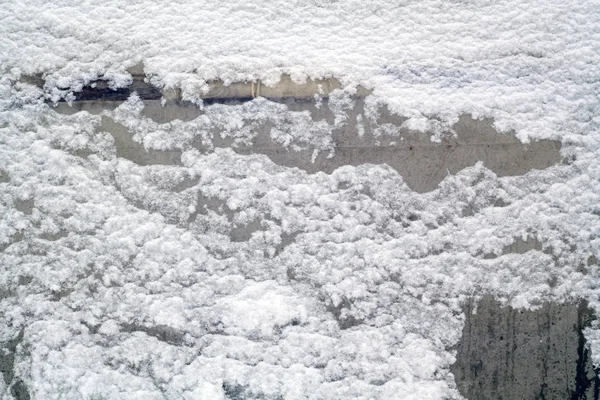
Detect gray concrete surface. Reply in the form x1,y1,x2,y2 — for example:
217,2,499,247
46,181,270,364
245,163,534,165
198,75,372,100
240,99,561,193
119,66,373,101
45,67,561,192
27,70,371,102
452,297,599,400
100,116,182,166
53,97,561,193
0,329,29,400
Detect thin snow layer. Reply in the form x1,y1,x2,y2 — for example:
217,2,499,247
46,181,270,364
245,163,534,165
1,0,600,140
1,84,600,399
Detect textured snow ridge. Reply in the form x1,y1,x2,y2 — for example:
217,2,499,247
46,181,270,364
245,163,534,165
1,0,600,399
1,91,599,399
2,0,600,140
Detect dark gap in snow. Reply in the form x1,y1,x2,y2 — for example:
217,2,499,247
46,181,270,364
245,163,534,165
0,329,29,400
77,78,162,101
502,236,544,255
120,323,186,346
0,232,24,253
0,329,23,388
0,170,9,183
326,296,364,330
483,236,548,259
50,287,74,301
276,231,300,258
222,381,284,400
189,192,231,222
170,175,201,193
17,276,32,286
38,229,68,242
31,69,368,104
14,199,34,215
452,296,600,400
230,219,262,242
80,320,100,335
10,379,30,400
18,74,44,88
100,116,182,166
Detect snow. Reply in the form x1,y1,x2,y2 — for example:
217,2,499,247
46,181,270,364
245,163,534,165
1,0,600,399
2,0,600,139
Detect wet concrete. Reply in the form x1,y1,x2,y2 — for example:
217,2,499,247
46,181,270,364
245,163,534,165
452,297,599,400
